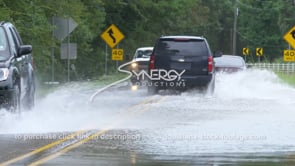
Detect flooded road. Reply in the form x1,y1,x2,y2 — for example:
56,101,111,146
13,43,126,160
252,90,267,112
1,69,295,165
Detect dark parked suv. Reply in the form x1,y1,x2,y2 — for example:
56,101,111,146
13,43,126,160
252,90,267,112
0,21,35,112
147,36,215,94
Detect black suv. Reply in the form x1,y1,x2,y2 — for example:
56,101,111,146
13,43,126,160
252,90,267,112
147,36,215,94
0,21,35,112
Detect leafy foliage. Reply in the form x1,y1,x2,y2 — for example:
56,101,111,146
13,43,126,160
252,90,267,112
0,0,294,82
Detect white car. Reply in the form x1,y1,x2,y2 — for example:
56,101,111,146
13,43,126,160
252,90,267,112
130,47,153,85
133,47,153,60
214,55,247,73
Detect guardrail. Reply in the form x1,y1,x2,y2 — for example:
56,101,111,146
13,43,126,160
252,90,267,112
247,63,295,73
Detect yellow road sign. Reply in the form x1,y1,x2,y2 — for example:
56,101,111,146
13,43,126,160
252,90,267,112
283,50,295,62
242,48,249,55
101,24,125,48
256,48,263,56
283,25,295,49
112,49,124,61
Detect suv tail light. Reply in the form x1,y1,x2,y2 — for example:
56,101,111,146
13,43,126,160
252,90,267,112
149,54,155,70
208,56,213,73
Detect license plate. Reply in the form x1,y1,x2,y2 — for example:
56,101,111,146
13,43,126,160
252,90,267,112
170,62,191,70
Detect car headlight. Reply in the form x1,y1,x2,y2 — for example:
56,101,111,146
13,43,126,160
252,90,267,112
0,68,9,81
131,85,138,91
131,63,138,69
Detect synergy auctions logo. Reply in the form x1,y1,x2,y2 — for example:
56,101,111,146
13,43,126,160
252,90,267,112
118,62,187,87
132,69,185,81
129,69,186,87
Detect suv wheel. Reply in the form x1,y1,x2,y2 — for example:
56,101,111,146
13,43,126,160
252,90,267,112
24,82,35,110
206,78,215,96
10,84,20,113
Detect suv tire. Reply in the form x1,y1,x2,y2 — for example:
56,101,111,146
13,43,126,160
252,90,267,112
205,77,215,95
24,82,35,110
10,84,20,113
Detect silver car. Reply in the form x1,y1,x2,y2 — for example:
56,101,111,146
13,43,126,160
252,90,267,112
130,47,153,85
214,55,246,73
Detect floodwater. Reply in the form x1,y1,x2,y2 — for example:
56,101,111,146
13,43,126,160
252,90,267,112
1,69,295,165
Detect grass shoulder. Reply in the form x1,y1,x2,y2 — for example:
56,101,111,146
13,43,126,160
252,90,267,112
276,72,295,87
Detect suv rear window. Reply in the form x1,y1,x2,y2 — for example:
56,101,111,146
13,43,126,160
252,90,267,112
155,38,208,57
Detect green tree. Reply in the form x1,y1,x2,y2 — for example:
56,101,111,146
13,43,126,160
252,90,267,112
2,0,294,82
238,0,284,62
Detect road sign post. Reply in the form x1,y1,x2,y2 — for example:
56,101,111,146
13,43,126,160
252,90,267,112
51,16,78,82
242,47,249,62
256,48,263,63
101,24,125,75
112,48,123,72
112,49,124,61
283,50,295,62
105,44,108,75
101,24,125,48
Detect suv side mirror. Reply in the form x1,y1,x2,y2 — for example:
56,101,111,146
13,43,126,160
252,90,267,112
213,50,223,57
18,45,32,56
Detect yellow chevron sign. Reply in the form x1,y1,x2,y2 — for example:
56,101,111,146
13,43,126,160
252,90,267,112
243,48,249,55
256,48,263,56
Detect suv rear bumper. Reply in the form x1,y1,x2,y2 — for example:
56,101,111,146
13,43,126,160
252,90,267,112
181,74,213,86
149,74,214,90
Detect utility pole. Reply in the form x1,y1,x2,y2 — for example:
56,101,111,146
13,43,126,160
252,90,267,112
67,18,70,82
233,0,238,55
51,16,55,82
105,44,108,75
